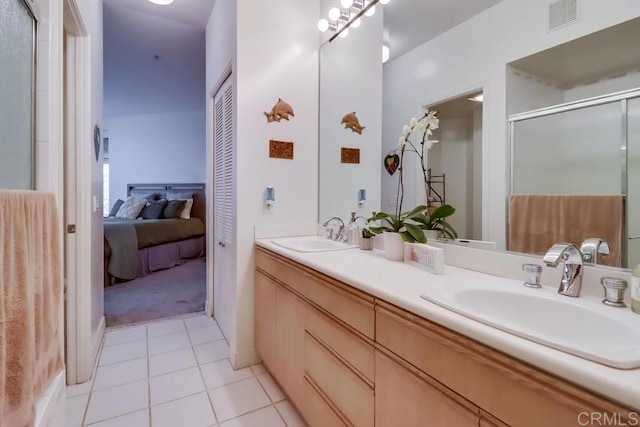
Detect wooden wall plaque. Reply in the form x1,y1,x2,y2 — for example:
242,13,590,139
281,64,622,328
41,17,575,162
269,140,294,160
341,147,360,164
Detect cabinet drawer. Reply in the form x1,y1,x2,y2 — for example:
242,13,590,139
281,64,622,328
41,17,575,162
302,377,348,427
306,306,374,383
256,248,375,339
304,332,374,426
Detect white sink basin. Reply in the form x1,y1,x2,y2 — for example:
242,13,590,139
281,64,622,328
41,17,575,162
271,236,358,252
421,286,640,369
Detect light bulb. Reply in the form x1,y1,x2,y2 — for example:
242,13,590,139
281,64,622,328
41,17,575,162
317,18,330,32
382,45,390,63
351,17,361,28
147,0,173,4
328,7,341,21
341,0,354,8
379,0,390,4
364,4,376,17
339,28,349,38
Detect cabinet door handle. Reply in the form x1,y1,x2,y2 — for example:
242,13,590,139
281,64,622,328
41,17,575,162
218,241,226,247
629,236,640,240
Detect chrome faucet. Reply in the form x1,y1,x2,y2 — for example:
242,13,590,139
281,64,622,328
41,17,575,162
580,238,610,264
543,243,584,297
322,217,345,241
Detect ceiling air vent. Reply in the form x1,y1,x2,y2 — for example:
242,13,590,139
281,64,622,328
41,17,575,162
549,0,578,30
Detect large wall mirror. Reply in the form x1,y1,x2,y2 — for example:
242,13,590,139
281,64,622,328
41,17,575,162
0,0,37,190
318,4,640,271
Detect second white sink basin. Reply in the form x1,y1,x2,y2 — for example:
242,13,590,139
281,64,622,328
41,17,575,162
271,236,358,252
422,286,640,369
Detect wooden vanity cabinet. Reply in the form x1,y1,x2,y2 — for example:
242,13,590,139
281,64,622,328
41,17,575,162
256,247,635,427
255,247,375,426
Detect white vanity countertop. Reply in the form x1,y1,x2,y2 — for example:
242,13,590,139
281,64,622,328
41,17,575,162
255,238,640,410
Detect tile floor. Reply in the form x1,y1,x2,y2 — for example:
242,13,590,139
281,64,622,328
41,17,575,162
65,313,306,427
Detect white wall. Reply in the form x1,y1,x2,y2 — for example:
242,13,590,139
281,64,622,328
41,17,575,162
233,0,320,367
318,4,383,222
108,110,206,203
382,0,640,250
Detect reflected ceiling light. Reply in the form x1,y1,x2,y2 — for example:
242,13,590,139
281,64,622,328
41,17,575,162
328,7,341,21
318,0,387,41
468,94,484,102
147,0,174,5
382,45,390,63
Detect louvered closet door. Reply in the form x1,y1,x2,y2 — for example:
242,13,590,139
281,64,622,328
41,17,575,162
213,76,234,341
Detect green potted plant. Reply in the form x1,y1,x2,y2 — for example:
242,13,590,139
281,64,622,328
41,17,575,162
413,204,458,240
367,206,432,260
360,227,376,251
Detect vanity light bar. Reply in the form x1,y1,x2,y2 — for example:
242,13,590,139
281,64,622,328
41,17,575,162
318,0,383,42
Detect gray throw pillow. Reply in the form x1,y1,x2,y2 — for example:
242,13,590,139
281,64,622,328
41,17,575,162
161,200,186,219
109,199,124,217
140,199,167,219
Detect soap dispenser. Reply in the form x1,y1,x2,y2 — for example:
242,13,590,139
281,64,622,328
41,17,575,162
347,212,360,246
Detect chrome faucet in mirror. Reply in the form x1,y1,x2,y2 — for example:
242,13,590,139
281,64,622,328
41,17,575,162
580,238,610,265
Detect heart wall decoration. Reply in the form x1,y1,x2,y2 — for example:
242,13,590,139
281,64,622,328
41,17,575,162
384,154,400,175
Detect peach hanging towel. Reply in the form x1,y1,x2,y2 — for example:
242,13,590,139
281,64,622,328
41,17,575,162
1,190,64,427
508,194,624,267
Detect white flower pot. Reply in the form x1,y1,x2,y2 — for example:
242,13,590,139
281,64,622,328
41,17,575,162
384,232,404,261
424,230,442,241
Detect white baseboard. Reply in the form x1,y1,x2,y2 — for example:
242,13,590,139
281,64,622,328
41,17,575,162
91,316,106,372
35,370,66,427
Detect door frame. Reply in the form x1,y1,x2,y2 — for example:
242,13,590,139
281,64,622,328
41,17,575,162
63,0,97,385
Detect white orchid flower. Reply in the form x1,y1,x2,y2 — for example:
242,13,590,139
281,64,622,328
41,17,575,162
426,128,433,136
425,139,439,149
425,113,439,130
414,122,426,132
402,125,412,136
409,117,418,128
399,136,407,147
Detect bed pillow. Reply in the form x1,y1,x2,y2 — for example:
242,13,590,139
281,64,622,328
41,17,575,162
161,200,186,219
175,198,193,219
115,196,147,219
140,199,167,219
129,191,162,202
108,199,124,217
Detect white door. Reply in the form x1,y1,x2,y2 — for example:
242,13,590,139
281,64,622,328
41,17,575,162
213,76,234,341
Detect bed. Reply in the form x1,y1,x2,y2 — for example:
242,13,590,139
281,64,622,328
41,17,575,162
104,183,207,286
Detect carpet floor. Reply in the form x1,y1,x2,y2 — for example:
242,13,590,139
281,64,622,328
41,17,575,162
104,257,206,327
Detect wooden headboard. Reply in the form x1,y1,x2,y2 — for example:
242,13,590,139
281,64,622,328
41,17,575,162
127,183,206,226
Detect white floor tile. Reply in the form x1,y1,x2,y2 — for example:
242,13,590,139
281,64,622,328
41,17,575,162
188,324,225,346
220,406,286,427
99,340,147,366
93,358,148,391
150,366,205,406
276,401,306,427
150,347,197,377
148,331,191,355
184,315,218,331
249,364,266,376
257,373,285,403
209,377,271,422
200,359,253,390
147,318,187,338
194,340,229,365
151,392,216,427
103,326,147,347
84,380,148,425
65,380,93,398
85,409,149,427
65,393,90,427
